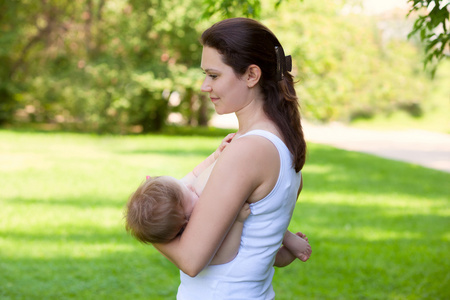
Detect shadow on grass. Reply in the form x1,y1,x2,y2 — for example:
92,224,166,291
6,196,125,209
0,250,180,300
297,201,449,237
273,235,449,299
303,143,450,199
4,124,236,138
115,147,215,157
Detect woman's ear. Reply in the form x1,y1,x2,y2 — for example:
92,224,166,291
245,64,261,88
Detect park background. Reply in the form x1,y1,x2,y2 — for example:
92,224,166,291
1,0,449,299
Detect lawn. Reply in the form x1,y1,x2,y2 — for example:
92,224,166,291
0,129,448,299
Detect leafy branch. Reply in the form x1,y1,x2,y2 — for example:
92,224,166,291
407,0,450,77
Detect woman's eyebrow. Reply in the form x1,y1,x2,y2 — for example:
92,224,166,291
201,68,220,73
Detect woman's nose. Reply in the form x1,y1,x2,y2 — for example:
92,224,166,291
201,79,212,92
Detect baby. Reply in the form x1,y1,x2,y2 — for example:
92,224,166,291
125,133,311,266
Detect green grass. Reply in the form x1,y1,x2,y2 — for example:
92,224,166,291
1,129,449,299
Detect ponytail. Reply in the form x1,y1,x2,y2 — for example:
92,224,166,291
262,71,306,172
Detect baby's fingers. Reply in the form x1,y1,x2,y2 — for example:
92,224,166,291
223,133,236,143
242,203,251,215
217,133,236,153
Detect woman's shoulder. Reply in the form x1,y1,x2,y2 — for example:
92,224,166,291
210,133,279,180
227,132,279,160
209,133,280,203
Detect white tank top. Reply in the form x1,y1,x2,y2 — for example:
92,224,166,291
177,130,302,300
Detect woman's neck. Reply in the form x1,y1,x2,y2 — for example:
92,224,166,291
235,101,280,139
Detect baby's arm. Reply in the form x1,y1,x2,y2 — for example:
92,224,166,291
274,231,312,267
210,203,250,265
182,133,235,185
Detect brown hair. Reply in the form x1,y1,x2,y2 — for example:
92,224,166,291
125,177,187,243
201,18,306,172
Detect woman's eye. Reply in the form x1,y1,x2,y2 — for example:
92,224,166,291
203,72,218,79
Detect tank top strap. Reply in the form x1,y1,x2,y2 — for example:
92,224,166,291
239,130,291,160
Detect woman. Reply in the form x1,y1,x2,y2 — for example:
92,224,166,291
154,17,307,299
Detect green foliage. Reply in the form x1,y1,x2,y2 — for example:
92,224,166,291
407,0,450,77
351,59,450,134
202,0,262,19
0,0,447,131
0,83,17,125
1,0,207,133
264,0,436,122
0,130,449,299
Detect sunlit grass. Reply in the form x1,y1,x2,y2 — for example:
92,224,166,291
0,130,449,299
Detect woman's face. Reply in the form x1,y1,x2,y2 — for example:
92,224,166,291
200,46,251,115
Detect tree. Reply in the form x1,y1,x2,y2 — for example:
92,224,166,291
0,0,207,132
202,0,262,18
0,0,444,131
201,0,299,19
407,0,450,77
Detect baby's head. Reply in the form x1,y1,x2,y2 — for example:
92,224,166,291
125,176,195,243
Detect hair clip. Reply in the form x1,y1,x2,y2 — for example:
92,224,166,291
275,46,292,81
285,55,292,73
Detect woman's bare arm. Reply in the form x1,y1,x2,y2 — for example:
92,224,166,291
154,136,279,276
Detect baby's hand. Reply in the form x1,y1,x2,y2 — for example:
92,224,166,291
214,133,236,158
237,203,251,222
